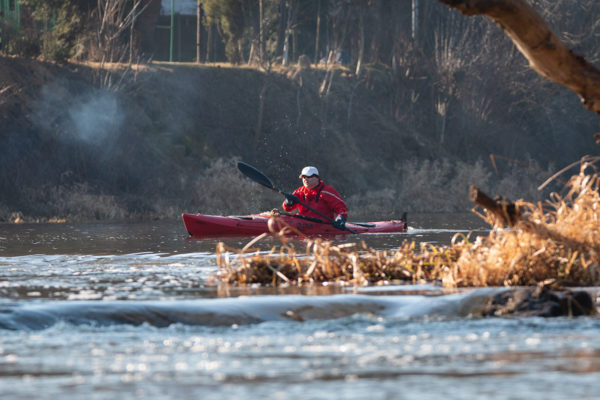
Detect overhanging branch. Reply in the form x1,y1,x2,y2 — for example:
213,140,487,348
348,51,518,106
438,0,600,114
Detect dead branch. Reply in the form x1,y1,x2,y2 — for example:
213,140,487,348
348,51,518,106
470,185,520,226
438,0,600,114
0,84,15,104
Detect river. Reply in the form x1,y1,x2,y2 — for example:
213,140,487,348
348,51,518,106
0,213,598,399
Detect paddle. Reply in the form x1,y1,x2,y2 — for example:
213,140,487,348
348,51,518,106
278,210,376,227
237,161,357,234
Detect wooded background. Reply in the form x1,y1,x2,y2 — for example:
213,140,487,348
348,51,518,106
0,0,599,220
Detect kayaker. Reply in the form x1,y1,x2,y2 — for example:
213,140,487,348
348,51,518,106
282,166,348,229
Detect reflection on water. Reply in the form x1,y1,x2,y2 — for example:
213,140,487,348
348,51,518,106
3,213,598,400
0,212,489,256
0,213,489,302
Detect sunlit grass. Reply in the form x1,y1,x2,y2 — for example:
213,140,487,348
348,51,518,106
216,162,600,288
73,60,349,75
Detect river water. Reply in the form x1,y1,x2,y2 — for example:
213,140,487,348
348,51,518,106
0,213,599,399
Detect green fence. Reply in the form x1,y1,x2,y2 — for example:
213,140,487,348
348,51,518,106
0,0,21,49
0,0,21,29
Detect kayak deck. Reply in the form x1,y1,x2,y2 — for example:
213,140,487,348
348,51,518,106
182,212,407,237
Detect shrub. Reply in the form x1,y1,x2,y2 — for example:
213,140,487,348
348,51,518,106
193,158,281,215
347,158,552,215
26,183,127,221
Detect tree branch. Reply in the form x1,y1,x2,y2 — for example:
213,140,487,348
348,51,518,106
438,0,600,114
470,185,520,226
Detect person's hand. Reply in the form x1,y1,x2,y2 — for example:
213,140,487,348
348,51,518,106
284,193,299,206
333,215,346,230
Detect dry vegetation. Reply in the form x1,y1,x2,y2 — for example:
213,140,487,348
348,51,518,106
346,156,553,219
215,161,600,288
0,152,550,223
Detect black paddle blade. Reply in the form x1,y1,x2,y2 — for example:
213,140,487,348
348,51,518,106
237,161,275,190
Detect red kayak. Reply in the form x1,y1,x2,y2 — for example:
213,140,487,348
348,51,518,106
182,212,408,237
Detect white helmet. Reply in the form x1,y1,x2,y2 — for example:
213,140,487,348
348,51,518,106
299,166,319,178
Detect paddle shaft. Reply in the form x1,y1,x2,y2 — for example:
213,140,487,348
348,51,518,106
279,210,376,228
277,210,324,223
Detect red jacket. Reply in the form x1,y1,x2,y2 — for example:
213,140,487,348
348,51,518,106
282,180,348,220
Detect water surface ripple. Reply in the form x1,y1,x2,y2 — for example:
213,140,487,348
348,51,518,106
0,216,598,400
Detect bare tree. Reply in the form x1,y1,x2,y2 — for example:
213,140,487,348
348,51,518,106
281,0,299,66
196,0,202,63
354,3,365,77
437,0,600,115
314,0,321,64
259,0,264,63
93,0,150,89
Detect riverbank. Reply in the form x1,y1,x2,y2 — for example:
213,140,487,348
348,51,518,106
0,55,587,222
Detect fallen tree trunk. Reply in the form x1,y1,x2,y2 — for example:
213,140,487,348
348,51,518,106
469,185,520,226
438,0,600,115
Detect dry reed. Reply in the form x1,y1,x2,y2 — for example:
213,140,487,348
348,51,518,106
216,163,600,288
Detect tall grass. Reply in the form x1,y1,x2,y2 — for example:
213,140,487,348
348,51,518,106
451,162,600,287
37,183,127,221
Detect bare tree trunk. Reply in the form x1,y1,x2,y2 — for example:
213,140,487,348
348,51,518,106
177,13,182,61
196,1,202,63
259,0,264,64
314,0,321,65
129,1,137,65
292,22,296,63
355,10,364,77
282,1,296,66
248,42,256,64
412,0,419,43
282,8,290,66
438,0,600,115
319,50,336,96
276,0,285,59
238,39,245,64
206,22,212,62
